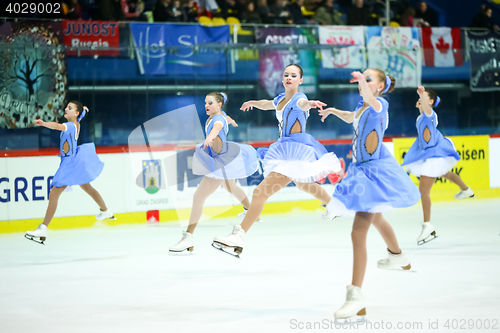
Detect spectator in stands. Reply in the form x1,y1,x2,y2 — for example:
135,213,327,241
347,0,372,25
270,0,293,24
258,0,276,24
63,0,83,19
242,1,262,23
184,0,199,22
314,0,344,25
121,0,145,20
287,0,310,25
399,7,415,26
470,5,499,30
100,0,126,20
220,0,243,20
153,0,171,21
167,0,188,21
415,1,437,27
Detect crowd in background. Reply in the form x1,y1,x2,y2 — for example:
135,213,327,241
62,0,498,29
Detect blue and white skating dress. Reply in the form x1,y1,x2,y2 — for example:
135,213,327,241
401,110,460,177
257,92,341,183
192,111,259,180
51,122,104,188
326,98,420,215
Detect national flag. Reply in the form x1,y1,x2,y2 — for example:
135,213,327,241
421,27,464,67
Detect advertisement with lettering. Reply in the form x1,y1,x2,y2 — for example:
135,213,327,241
393,135,489,191
63,20,119,56
255,27,318,98
467,30,500,92
129,23,229,75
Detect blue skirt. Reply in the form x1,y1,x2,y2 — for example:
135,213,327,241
402,130,460,177
326,145,420,215
257,133,341,183
51,143,104,188
192,141,259,180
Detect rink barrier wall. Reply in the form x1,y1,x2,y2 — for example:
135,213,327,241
1,136,499,234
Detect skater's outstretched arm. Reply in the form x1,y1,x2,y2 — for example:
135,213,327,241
297,99,327,112
225,115,238,127
318,107,354,123
203,122,223,149
33,119,66,131
240,100,274,111
416,85,433,116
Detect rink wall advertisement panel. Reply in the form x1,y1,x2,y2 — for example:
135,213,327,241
1,138,500,233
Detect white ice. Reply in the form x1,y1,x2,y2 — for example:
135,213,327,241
1,198,499,333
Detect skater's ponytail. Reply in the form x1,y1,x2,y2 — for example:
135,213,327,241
372,69,396,94
426,89,441,108
207,92,228,108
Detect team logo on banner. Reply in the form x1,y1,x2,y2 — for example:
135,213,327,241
318,26,366,69
0,22,66,129
140,160,162,194
366,26,421,87
467,30,500,92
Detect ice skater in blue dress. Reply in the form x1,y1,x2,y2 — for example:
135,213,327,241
402,85,474,246
25,101,113,244
212,64,342,258
169,92,260,254
319,69,421,322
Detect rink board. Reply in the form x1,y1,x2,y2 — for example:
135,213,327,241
1,137,500,234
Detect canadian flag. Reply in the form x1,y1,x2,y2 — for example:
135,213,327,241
421,27,464,67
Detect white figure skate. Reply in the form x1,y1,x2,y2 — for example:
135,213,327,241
25,224,47,245
417,222,437,245
320,203,339,220
377,248,411,270
334,285,366,323
169,231,194,254
212,225,245,258
95,209,116,220
454,187,474,200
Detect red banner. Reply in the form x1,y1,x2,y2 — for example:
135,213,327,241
63,20,119,56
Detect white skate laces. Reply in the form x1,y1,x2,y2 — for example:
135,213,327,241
417,222,437,245
377,248,411,270
169,231,194,254
334,285,366,323
454,188,474,200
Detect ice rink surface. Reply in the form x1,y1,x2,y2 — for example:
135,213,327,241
1,198,499,333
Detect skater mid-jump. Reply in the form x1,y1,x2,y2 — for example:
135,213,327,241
212,64,342,258
320,69,421,323
169,92,259,254
402,85,474,245
25,101,114,244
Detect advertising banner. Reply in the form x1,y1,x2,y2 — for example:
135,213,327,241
130,23,229,75
63,20,119,56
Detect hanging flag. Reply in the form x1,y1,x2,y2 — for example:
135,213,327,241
421,27,463,67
